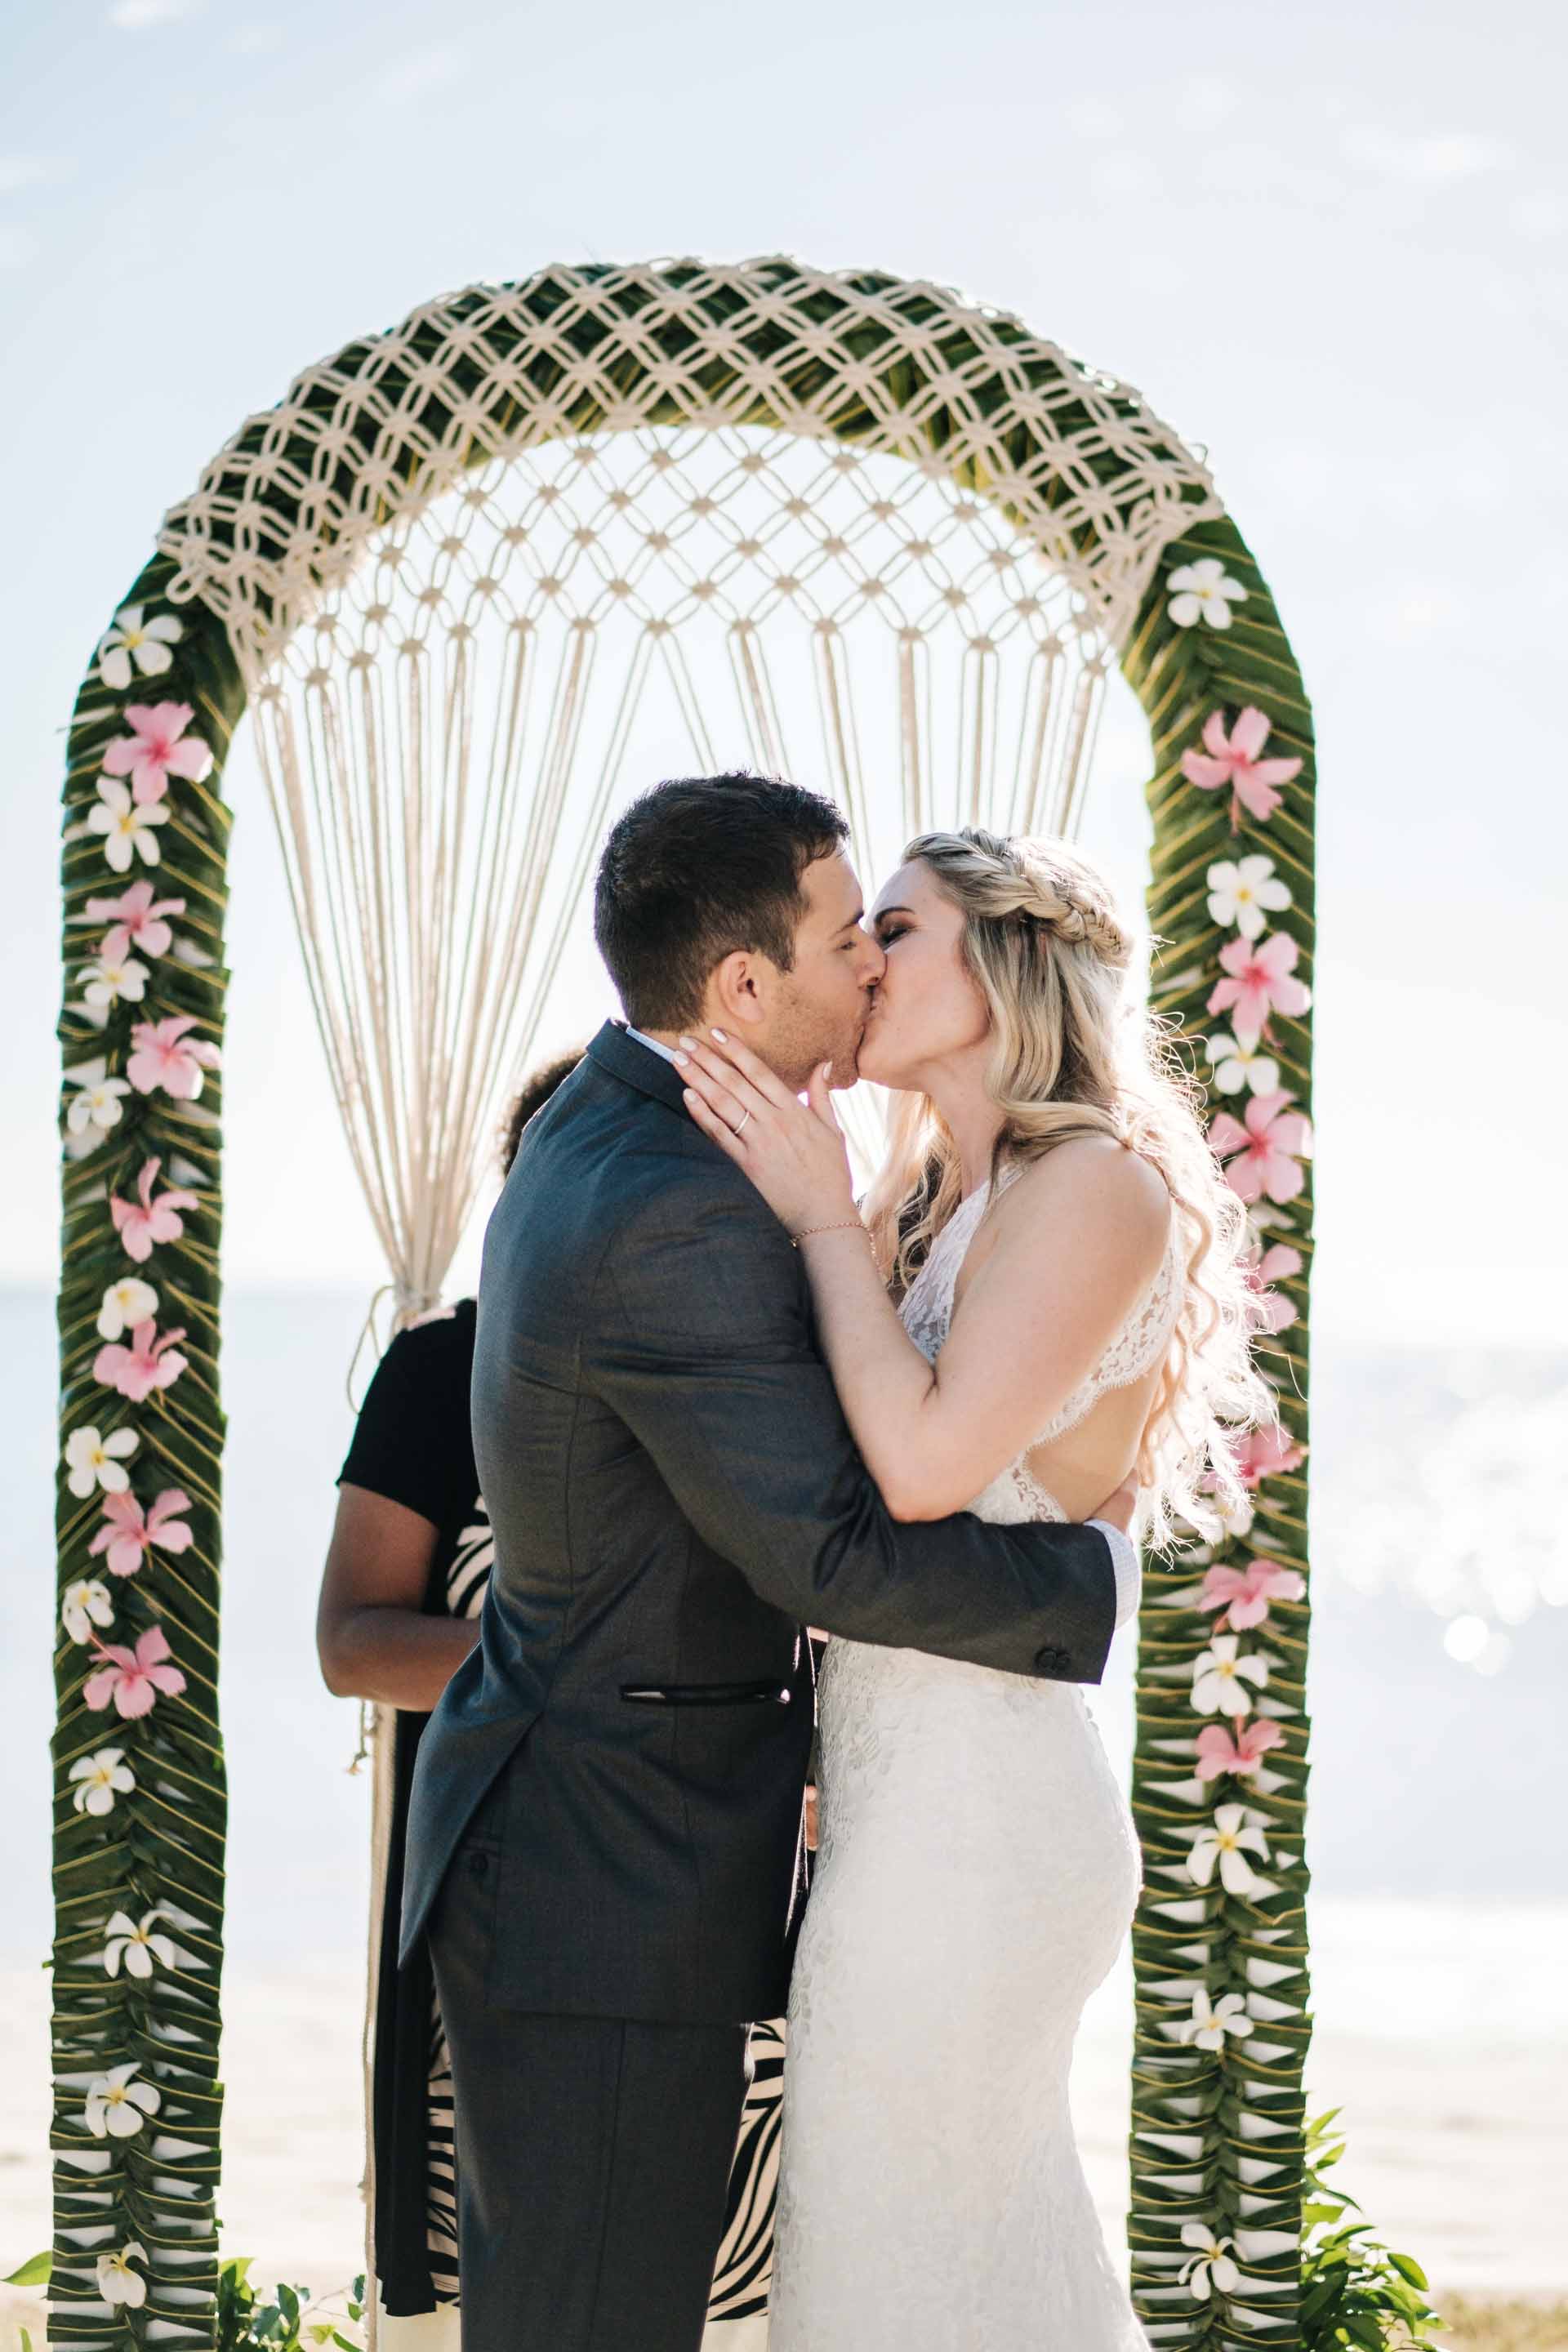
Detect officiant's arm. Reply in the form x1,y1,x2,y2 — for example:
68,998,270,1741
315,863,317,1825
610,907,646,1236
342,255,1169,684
591,1164,1116,1684
676,1035,1168,1521
317,1486,480,1709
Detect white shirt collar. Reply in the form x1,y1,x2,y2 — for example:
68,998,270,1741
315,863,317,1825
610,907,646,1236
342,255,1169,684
624,1022,680,1067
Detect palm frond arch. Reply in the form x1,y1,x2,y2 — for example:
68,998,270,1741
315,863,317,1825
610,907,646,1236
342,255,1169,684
51,256,1315,2350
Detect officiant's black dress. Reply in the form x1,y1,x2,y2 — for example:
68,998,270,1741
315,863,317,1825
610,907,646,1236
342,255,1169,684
341,1299,784,2323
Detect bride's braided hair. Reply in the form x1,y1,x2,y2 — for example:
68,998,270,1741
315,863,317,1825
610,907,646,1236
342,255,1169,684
862,828,1272,1548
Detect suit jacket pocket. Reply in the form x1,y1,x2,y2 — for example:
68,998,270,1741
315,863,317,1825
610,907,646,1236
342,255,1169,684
619,1678,794,1707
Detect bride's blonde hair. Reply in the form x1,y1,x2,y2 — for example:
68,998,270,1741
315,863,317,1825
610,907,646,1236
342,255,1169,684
861,828,1272,1548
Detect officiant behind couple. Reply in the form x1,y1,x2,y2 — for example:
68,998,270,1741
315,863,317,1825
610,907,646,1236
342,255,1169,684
363,770,1267,2352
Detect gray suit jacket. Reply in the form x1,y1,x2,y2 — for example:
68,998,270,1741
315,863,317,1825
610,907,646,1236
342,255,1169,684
400,1020,1117,2024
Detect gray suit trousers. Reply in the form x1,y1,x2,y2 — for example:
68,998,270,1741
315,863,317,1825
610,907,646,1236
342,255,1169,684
429,1806,750,2352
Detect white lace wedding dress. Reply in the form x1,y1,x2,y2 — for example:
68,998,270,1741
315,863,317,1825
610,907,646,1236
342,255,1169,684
768,1166,1177,2350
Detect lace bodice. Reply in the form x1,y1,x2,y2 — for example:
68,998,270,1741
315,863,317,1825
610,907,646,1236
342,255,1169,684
897,1160,1181,1525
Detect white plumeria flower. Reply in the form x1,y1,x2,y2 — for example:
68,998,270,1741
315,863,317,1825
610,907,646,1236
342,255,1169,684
1179,2221,1241,2301
97,604,184,690
83,2060,162,2139
65,1423,139,1498
103,1907,177,1980
65,1058,131,1137
97,1276,160,1341
62,1578,116,1645
85,777,169,874
1206,856,1292,941
1192,1633,1270,1717
69,1747,136,1815
1187,1802,1272,1897
96,2242,149,2309
1167,558,1249,630
1176,1986,1254,2049
79,954,150,1018
1205,1032,1281,1098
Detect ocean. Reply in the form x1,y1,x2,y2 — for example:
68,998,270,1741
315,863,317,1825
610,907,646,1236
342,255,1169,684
2,1284,1565,2297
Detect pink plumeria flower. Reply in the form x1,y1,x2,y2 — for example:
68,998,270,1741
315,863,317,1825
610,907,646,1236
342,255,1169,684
1233,1421,1307,1490
96,602,183,690
101,702,214,808
1199,1557,1307,1629
83,1624,187,1719
93,1318,189,1404
1209,1092,1312,1206
1207,931,1312,1042
86,777,169,872
69,1746,136,1815
88,1489,194,1579
1195,1719,1285,1782
85,879,187,963
127,1014,221,1100
1206,854,1292,941
1245,1241,1303,1334
110,1156,201,1262
1182,707,1303,828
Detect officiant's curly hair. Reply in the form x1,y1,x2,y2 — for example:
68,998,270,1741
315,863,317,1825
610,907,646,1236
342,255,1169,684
861,828,1276,1552
594,772,849,1030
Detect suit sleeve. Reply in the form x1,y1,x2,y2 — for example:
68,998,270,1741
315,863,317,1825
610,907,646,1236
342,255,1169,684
590,1163,1116,1685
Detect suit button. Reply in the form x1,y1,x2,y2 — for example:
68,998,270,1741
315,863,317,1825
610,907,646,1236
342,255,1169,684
1034,1645,1068,1673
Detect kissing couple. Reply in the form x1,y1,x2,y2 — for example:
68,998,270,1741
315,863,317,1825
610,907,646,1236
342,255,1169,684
400,770,1267,2351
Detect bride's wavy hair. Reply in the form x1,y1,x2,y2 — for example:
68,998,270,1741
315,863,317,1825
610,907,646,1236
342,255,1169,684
861,828,1272,1548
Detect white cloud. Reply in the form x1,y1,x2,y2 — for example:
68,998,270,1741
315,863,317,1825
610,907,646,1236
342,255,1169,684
369,43,468,105
106,0,203,25
229,22,283,55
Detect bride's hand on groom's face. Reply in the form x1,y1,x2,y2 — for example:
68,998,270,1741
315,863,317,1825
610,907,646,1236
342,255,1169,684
674,1029,858,1236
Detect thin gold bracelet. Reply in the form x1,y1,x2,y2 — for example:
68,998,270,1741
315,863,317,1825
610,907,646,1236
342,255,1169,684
791,1218,871,1247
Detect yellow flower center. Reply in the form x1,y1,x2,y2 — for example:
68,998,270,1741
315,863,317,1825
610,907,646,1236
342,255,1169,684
122,627,145,650
105,2083,128,2106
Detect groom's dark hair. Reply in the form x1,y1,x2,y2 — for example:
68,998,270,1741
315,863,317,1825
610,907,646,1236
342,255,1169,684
594,772,850,1029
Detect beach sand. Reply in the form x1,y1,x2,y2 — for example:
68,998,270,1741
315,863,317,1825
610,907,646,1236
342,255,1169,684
4,1898,1564,2341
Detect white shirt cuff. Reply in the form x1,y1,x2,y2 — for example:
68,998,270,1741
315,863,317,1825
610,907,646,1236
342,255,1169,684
1089,1520,1141,1631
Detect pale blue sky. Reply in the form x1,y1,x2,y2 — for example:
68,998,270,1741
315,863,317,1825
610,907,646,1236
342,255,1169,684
2,0,1566,1339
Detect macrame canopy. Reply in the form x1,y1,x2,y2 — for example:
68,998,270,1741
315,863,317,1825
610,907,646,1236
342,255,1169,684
154,260,1219,1280
145,265,1221,2339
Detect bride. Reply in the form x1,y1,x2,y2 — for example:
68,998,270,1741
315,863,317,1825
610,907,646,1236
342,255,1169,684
676,827,1267,2351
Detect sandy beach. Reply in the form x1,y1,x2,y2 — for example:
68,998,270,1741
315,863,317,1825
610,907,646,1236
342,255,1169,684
4,1897,1564,2338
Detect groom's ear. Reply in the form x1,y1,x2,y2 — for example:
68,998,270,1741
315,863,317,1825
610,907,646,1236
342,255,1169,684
707,949,773,1031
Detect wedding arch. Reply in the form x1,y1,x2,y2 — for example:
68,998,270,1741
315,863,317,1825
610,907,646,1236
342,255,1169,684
51,256,1316,2350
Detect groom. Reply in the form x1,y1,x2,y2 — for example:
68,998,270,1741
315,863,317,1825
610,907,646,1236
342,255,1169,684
401,772,1137,2352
